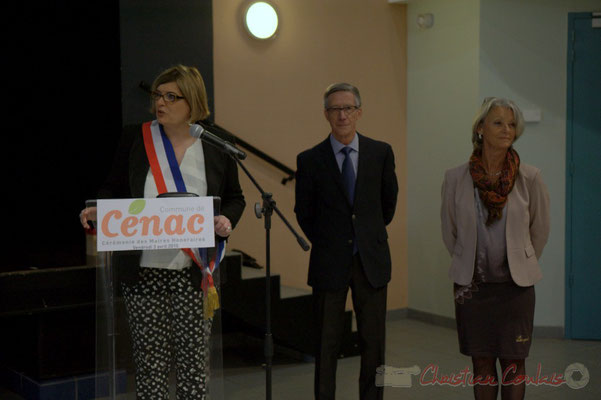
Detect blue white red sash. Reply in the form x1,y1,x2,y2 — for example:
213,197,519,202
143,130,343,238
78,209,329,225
142,120,224,318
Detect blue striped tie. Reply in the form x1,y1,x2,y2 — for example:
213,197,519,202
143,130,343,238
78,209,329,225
341,146,357,254
341,146,356,205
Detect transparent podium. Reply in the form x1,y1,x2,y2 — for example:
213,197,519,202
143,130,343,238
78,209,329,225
91,196,225,399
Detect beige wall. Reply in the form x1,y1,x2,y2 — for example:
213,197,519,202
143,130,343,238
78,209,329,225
213,0,408,309
406,0,480,319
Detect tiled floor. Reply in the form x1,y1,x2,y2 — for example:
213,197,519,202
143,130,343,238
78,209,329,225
221,318,601,400
2,317,599,399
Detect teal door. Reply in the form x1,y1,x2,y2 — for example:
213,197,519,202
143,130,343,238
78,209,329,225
566,13,601,340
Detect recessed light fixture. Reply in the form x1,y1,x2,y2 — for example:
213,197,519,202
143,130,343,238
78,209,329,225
244,1,279,40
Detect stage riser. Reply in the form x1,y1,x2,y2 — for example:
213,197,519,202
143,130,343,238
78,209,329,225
0,252,358,383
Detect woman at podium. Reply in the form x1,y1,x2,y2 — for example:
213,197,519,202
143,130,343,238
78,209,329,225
80,64,245,399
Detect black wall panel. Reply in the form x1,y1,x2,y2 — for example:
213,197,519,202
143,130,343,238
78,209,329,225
3,0,214,272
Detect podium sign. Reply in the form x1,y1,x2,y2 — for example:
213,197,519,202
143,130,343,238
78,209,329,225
97,197,214,251
93,196,224,399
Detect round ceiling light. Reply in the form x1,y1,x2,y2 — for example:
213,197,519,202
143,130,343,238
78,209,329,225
245,2,279,40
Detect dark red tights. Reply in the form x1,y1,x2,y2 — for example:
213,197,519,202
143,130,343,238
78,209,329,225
472,357,526,400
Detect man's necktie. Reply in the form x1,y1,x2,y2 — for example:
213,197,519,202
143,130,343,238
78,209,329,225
341,146,358,254
341,146,356,206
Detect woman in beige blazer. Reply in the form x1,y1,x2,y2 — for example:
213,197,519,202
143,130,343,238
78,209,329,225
441,97,550,400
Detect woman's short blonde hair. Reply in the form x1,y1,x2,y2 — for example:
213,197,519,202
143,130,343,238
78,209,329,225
150,64,210,123
471,97,524,149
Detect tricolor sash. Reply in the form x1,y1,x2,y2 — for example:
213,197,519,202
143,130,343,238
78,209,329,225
142,120,224,319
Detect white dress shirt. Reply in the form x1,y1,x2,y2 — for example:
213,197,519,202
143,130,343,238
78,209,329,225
140,139,207,270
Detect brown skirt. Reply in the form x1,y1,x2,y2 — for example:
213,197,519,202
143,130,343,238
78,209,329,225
454,281,535,359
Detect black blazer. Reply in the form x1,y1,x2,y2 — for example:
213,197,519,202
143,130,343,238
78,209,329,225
294,133,398,290
98,123,246,287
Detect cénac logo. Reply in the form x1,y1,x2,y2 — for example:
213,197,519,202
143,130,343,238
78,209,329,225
101,199,205,238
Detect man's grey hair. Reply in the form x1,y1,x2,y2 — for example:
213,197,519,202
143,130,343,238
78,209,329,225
323,83,362,108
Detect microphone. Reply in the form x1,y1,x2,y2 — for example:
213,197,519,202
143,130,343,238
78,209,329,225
190,124,247,160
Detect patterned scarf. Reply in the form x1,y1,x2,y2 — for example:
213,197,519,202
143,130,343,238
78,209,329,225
469,147,520,225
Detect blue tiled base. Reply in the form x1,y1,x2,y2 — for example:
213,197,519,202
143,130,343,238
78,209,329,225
0,367,128,400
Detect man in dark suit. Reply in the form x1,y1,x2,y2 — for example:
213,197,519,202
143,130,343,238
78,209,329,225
295,83,398,400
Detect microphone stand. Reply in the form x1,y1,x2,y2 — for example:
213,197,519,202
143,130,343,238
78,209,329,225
207,141,310,400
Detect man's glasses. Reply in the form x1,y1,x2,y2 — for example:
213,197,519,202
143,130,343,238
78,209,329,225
326,106,360,116
151,91,185,103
